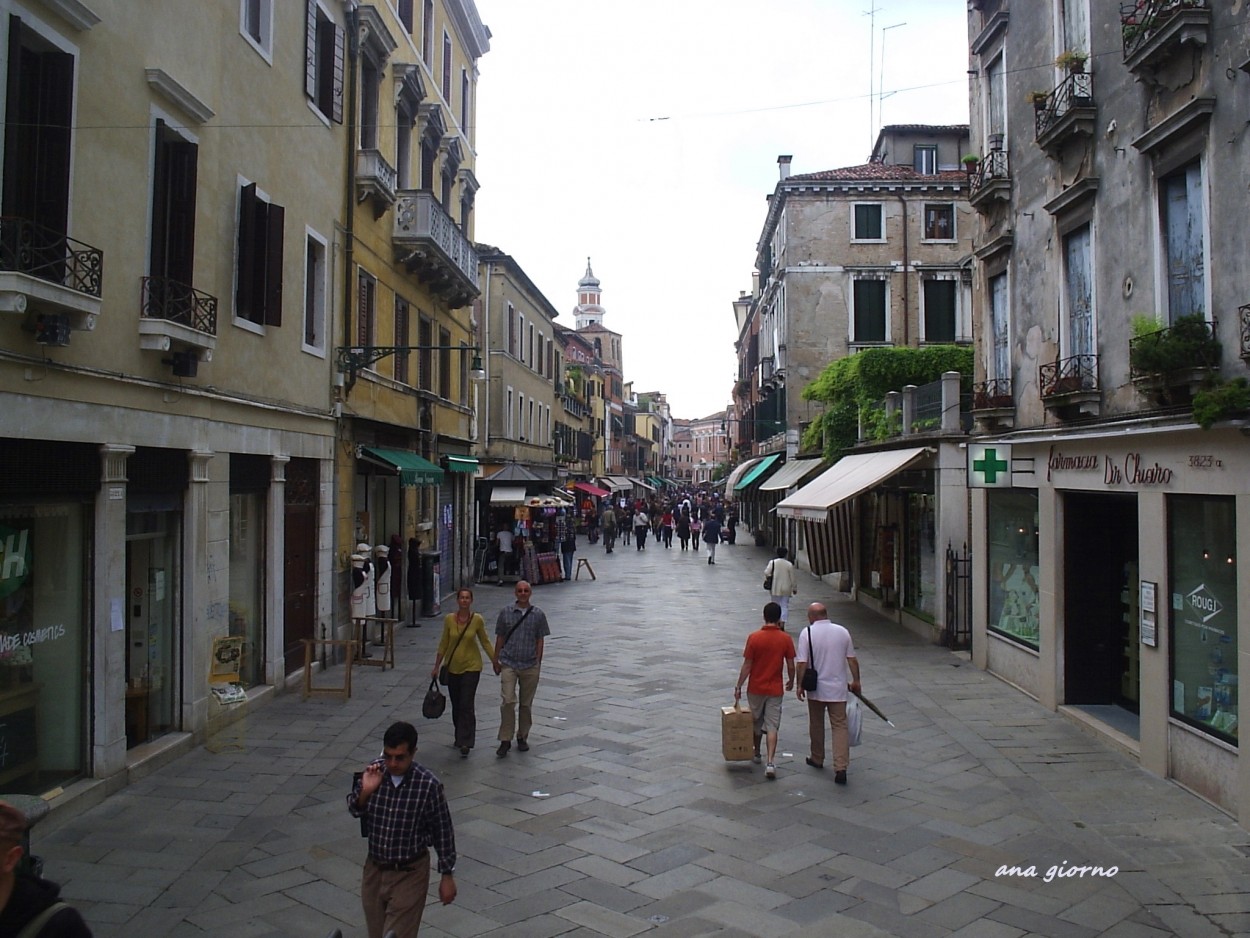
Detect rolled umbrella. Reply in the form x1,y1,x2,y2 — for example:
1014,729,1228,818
853,690,894,727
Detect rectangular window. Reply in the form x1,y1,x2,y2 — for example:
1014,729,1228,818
505,386,513,437
394,297,410,384
305,0,344,123
236,183,285,327
507,304,518,357
852,279,887,343
1169,495,1237,744
536,331,545,377
356,270,375,348
438,327,451,398
459,341,470,402
442,33,452,101
528,323,535,369
922,279,957,343
923,203,954,240
241,0,272,57
517,393,525,440
988,490,1040,648
1160,162,1205,325
422,0,434,65
853,203,883,241
419,318,433,391
1063,224,1094,357
149,120,200,324
990,272,1009,381
303,232,327,351
913,145,936,175
360,60,379,148
397,0,414,33
460,68,470,131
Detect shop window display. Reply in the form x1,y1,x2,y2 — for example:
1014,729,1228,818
988,491,1040,648
1169,496,1237,743
904,492,937,619
0,505,86,792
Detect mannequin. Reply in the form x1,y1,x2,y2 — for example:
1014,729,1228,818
373,544,392,616
349,553,369,620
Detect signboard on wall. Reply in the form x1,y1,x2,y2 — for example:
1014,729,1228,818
968,443,1013,488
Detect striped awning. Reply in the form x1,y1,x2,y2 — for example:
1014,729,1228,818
722,457,763,492
759,458,825,492
803,504,854,576
776,447,930,521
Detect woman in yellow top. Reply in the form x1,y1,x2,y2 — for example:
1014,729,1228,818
431,588,498,756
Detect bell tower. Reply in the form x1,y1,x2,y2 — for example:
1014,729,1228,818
573,258,605,330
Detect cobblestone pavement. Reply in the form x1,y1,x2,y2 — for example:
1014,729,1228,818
31,535,1250,936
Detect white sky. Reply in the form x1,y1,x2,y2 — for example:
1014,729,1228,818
472,0,971,421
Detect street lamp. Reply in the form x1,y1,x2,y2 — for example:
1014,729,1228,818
336,344,485,392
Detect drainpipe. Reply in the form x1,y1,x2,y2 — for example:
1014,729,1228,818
896,192,910,345
342,1,360,393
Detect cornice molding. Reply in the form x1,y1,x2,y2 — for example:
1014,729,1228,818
145,68,214,123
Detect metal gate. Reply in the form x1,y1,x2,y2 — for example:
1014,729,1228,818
943,542,972,650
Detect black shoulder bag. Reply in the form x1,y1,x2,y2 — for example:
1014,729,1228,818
801,627,819,692
500,606,534,651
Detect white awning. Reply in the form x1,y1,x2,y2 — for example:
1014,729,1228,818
775,447,930,521
759,458,826,492
722,457,763,492
629,477,655,491
490,486,528,505
599,476,633,491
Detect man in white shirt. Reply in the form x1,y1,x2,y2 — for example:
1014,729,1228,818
494,527,514,584
795,602,861,785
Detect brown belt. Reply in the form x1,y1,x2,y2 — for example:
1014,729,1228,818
369,850,427,872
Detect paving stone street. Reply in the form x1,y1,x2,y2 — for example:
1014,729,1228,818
31,537,1250,937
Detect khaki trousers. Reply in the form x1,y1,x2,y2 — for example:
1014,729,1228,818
361,850,430,938
807,699,850,771
499,664,541,741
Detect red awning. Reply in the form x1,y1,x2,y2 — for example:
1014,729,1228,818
573,481,610,498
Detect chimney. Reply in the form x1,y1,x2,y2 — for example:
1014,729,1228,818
778,155,792,180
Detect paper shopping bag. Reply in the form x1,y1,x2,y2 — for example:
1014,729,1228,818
721,702,754,761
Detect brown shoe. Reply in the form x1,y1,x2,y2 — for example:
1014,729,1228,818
516,737,529,752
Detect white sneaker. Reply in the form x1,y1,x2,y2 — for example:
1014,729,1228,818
765,763,776,779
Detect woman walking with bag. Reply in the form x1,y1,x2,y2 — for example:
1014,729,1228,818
431,588,498,756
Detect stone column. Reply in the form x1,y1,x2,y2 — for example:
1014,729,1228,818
183,450,214,733
93,444,134,779
265,455,289,688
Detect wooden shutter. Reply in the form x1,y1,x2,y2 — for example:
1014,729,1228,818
1164,164,1204,323
331,23,345,124
237,183,258,318
1064,225,1093,357
304,0,317,101
264,201,284,325
991,273,1010,382
166,138,199,287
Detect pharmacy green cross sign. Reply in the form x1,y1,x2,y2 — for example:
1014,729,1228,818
968,443,1013,488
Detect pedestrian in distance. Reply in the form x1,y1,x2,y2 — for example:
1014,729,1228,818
621,506,633,546
348,721,457,938
431,589,498,756
690,513,702,549
675,510,691,551
764,547,800,628
559,520,577,582
660,508,674,548
702,513,722,564
795,602,862,785
494,526,514,584
494,580,550,757
733,602,796,779
601,504,617,553
0,801,92,937
634,509,650,550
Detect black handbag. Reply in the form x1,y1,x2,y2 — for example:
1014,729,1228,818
800,627,819,692
422,678,446,719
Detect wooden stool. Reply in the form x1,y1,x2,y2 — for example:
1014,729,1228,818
575,558,596,580
302,638,357,700
353,616,397,670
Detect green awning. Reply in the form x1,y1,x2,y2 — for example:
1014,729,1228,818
647,476,665,487
735,452,781,491
443,455,479,473
362,447,444,486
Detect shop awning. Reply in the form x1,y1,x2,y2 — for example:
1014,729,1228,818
547,487,575,503
599,476,633,491
490,486,528,505
722,457,763,492
734,453,781,492
574,481,610,498
629,477,655,491
776,447,930,521
361,447,444,486
759,458,825,492
443,455,479,473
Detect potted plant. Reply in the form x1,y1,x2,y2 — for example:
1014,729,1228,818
1028,90,1050,110
987,132,1005,151
1193,377,1250,429
1055,50,1089,73
1130,313,1222,404
961,153,981,173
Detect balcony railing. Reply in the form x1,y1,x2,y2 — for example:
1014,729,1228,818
1121,0,1209,62
0,216,103,298
356,148,397,209
393,189,479,306
1129,315,1219,379
141,276,218,335
1035,72,1094,143
969,148,1011,212
972,378,1013,410
1240,304,1250,360
1040,354,1099,397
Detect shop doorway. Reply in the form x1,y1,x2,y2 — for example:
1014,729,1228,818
1063,492,1139,711
282,460,318,674
125,510,180,747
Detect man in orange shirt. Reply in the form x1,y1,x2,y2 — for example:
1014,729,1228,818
733,602,796,779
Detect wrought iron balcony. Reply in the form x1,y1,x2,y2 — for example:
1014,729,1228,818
972,378,1013,410
0,216,103,327
1240,304,1250,361
1129,315,1219,379
356,148,397,215
139,276,218,354
1035,73,1095,155
969,148,1011,212
392,189,479,308
1121,0,1209,72
1040,354,1099,398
